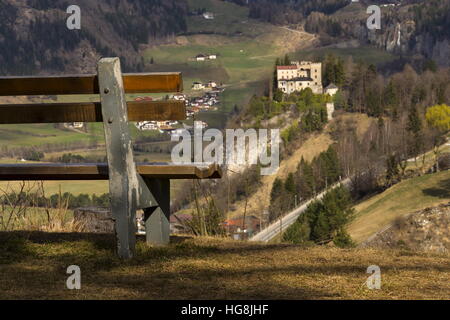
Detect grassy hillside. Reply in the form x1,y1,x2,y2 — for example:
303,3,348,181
144,0,317,128
0,233,448,299
0,176,184,198
347,170,450,244
0,118,166,150
228,113,374,222
0,124,102,148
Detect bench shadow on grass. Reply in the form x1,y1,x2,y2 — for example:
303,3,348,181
0,231,220,266
422,178,450,199
0,231,296,260
2,262,339,299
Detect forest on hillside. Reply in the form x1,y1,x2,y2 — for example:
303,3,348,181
0,0,189,74
225,0,349,25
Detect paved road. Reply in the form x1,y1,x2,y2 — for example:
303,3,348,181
250,138,450,243
250,178,351,242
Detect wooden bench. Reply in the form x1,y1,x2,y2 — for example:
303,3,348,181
0,57,221,259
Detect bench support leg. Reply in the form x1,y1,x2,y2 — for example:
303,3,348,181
98,58,139,259
143,179,170,245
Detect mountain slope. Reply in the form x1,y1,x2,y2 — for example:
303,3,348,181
0,0,189,75
227,113,374,220
347,170,450,244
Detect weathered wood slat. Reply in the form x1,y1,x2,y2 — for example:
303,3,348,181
0,73,182,96
0,100,186,124
0,163,222,180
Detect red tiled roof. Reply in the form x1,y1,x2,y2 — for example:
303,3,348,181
225,216,260,226
277,65,298,70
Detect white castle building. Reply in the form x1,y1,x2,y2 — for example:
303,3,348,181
277,61,323,95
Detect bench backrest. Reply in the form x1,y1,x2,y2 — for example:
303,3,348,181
0,72,185,124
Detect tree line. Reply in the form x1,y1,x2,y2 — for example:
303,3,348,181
1,191,110,209
269,146,342,222
282,185,354,247
0,0,189,75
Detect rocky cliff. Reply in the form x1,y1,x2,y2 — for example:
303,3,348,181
363,203,450,253
339,1,450,67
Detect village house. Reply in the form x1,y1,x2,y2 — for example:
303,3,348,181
192,82,205,90
135,120,179,131
207,80,217,88
195,54,207,61
186,109,195,117
203,12,214,20
224,215,261,240
170,213,192,234
324,83,339,96
277,61,323,94
172,93,187,101
64,122,84,129
136,121,157,131
194,53,218,62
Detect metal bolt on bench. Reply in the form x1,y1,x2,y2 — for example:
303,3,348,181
0,57,221,259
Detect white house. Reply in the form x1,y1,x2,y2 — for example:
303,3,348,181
64,122,84,129
207,81,217,88
136,121,157,131
208,54,217,60
203,12,214,20
192,82,205,90
195,54,207,61
325,83,339,96
172,93,187,101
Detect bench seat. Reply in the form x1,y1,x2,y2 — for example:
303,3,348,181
0,163,222,181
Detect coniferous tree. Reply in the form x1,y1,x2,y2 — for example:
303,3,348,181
407,106,423,157
270,178,283,203
386,153,400,186
283,54,291,65
285,173,296,194
284,185,354,245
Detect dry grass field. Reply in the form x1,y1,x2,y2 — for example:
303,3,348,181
0,233,448,300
